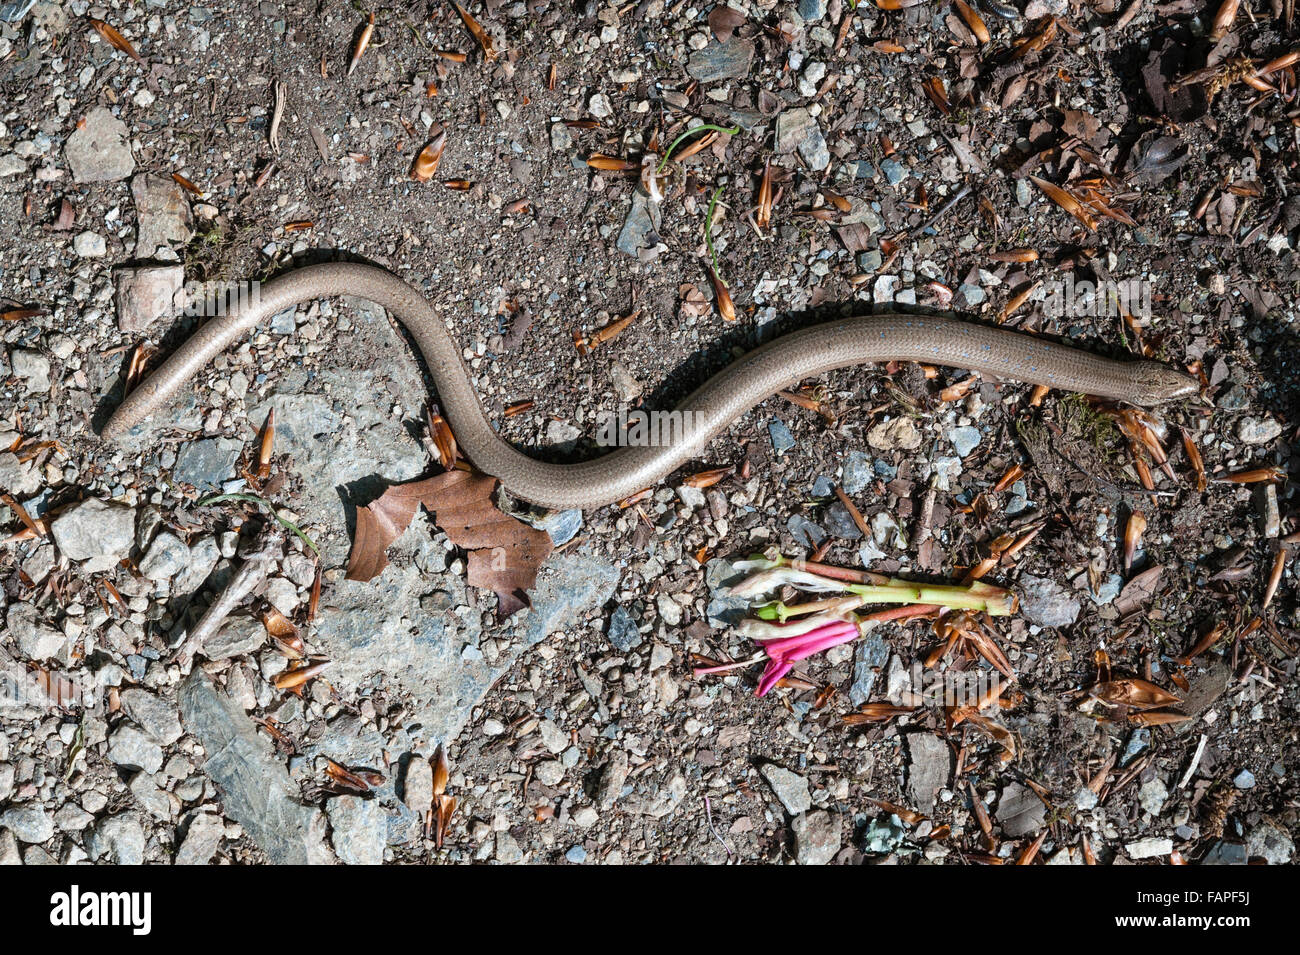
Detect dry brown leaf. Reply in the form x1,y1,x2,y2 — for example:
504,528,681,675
347,12,375,76
411,129,446,182
710,269,736,322
88,18,145,65
953,0,990,44
1029,175,1097,230
679,283,710,319
708,5,746,42
1114,564,1163,616
345,471,553,617
452,1,497,61
1091,677,1182,711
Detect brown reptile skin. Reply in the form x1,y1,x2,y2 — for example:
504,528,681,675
102,262,1198,510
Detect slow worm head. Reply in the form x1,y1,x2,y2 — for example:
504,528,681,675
102,263,1199,510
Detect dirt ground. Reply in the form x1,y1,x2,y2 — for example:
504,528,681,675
0,1,1297,865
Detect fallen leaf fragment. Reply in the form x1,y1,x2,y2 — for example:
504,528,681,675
346,471,553,616
411,129,447,182
452,1,497,61
88,18,145,64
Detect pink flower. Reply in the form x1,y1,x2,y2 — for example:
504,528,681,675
755,619,859,697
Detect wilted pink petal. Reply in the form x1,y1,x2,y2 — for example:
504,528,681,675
756,660,795,697
753,620,859,696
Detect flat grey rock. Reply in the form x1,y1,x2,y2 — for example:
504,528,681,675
171,437,243,490
1019,574,1081,627
115,264,185,334
792,810,840,864
905,733,950,812
687,38,755,82
761,763,811,815
326,795,387,865
997,781,1046,837
131,174,194,258
179,672,335,865
65,106,135,183
50,498,135,573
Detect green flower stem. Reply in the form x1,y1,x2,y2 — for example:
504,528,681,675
755,578,1015,622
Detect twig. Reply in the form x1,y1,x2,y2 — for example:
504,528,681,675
171,529,284,669
910,183,972,237
269,79,286,154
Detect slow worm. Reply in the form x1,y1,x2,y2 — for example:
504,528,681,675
102,262,1198,510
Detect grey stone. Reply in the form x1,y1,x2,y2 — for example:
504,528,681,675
535,759,564,785
0,804,54,843
906,733,950,812
203,611,267,660
616,191,662,257
1019,574,1081,627
881,158,908,184
139,530,190,581
6,603,65,660
867,416,921,451
761,763,811,815
849,632,889,706
0,452,40,497
131,173,194,258
534,508,583,545
1138,778,1167,815
606,605,642,651
1245,821,1293,864
50,498,135,572
948,425,981,457
0,153,26,176
10,349,50,392
798,0,827,19
998,782,1046,837
1237,417,1281,445
775,107,815,155
174,811,224,864
704,557,752,628
797,123,830,171
171,437,243,489
0,829,17,865
179,672,335,864
114,264,185,334
107,724,165,773
326,795,387,865
73,230,106,258
65,106,135,183
119,688,184,744
768,419,796,455
596,750,629,808
53,803,93,832
792,810,840,864
1127,836,1173,860
824,501,863,540
402,756,433,815
495,831,524,863
841,451,873,495
85,813,146,864
686,38,755,82
1233,769,1256,789
0,1,38,22
1202,840,1248,865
